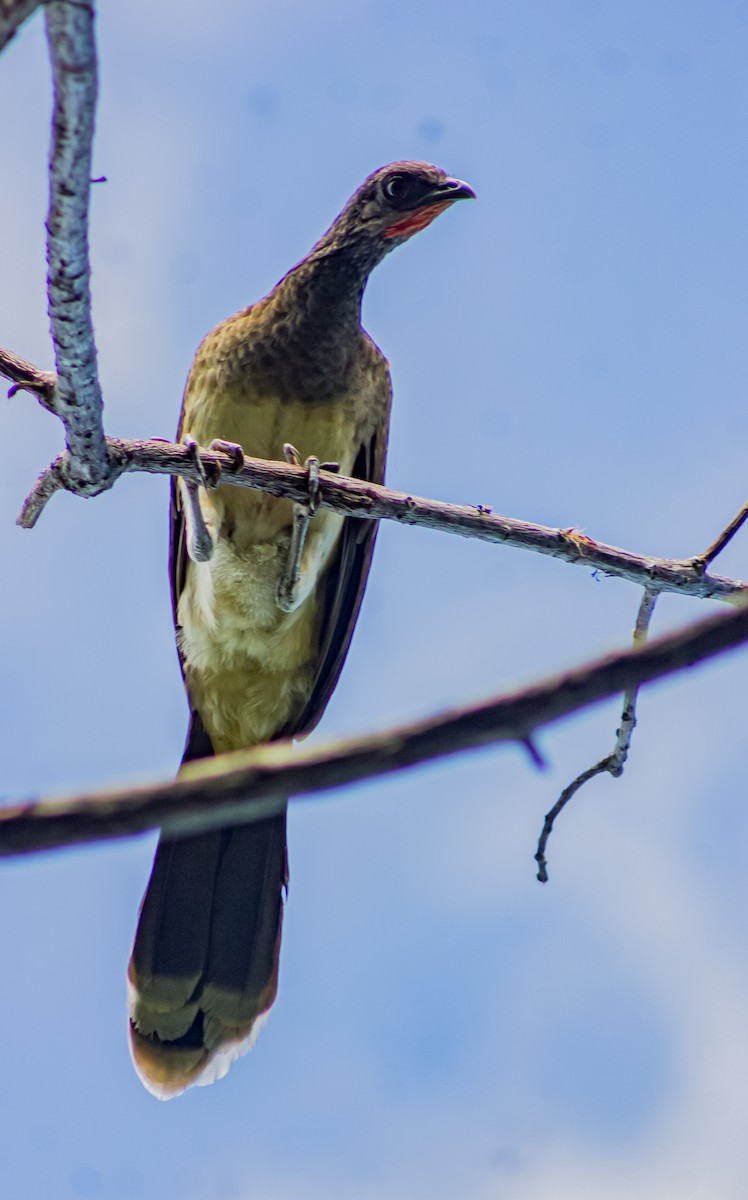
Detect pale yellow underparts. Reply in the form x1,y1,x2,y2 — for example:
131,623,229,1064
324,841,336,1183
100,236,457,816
178,380,362,753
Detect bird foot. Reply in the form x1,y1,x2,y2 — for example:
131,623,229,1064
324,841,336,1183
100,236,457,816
182,436,217,563
282,442,322,514
276,445,325,612
209,439,246,474
183,435,222,490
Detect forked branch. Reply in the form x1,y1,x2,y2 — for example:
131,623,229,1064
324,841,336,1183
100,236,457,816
1,599,747,857
535,588,658,882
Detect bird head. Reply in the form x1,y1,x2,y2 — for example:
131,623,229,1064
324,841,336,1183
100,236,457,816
313,161,475,268
352,161,476,241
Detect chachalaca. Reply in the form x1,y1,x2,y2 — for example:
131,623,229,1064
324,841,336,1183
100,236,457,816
127,160,475,1098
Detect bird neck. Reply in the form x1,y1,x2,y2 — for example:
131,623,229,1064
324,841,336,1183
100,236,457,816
276,229,386,336
254,231,388,399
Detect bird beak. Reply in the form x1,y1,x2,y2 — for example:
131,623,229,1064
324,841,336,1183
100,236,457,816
423,177,476,205
381,174,476,240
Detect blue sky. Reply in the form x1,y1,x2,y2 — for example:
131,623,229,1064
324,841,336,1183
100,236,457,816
2,1,748,1196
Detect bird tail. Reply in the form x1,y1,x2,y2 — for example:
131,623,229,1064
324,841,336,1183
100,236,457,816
127,716,288,1099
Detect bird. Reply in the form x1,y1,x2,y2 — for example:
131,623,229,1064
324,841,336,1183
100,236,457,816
127,160,475,1098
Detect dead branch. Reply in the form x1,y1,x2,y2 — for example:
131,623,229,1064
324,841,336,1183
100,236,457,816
535,588,658,882
44,2,113,493
2,599,747,858
608,588,659,773
691,500,748,570
6,420,746,605
534,758,613,882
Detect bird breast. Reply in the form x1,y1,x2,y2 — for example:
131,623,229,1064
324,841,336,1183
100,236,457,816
176,380,361,753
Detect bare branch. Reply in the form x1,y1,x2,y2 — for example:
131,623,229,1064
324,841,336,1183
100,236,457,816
44,1,112,493
535,587,659,882
0,347,57,411
535,757,613,883
2,600,748,858
689,499,748,570
609,588,658,775
12,432,748,605
0,0,43,53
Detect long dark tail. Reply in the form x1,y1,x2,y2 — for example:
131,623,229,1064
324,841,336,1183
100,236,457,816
127,718,287,1099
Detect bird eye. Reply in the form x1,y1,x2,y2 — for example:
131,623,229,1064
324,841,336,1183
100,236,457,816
382,173,410,203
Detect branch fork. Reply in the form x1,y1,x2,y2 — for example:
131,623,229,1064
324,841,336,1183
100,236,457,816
4,7,748,873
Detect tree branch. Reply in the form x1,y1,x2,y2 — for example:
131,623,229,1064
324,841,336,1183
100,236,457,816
534,587,658,882
0,347,57,409
0,0,43,53
690,499,748,570
8,424,748,604
2,599,748,858
44,1,113,493
608,588,658,774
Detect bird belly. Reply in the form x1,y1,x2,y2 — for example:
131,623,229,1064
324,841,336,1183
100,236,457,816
178,387,359,752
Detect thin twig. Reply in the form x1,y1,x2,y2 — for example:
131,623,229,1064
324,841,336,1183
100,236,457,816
10,433,748,603
2,599,748,857
535,757,612,883
44,2,112,492
689,499,748,570
535,587,659,882
608,588,658,776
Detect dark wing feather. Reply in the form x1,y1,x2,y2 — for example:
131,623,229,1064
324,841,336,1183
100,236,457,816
169,472,210,758
287,410,390,740
169,464,189,680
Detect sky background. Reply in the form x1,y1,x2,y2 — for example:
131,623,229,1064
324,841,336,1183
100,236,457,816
2,1,748,1196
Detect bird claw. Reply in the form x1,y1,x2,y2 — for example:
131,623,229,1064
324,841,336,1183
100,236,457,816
183,436,221,489
283,443,322,515
209,439,246,474
181,436,216,562
305,457,321,515
276,446,328,611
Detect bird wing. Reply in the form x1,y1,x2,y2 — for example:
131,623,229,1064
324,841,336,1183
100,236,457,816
288,404,390,740
169,396,189,681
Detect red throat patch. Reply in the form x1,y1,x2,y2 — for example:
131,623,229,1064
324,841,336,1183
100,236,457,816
382,201,452,239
